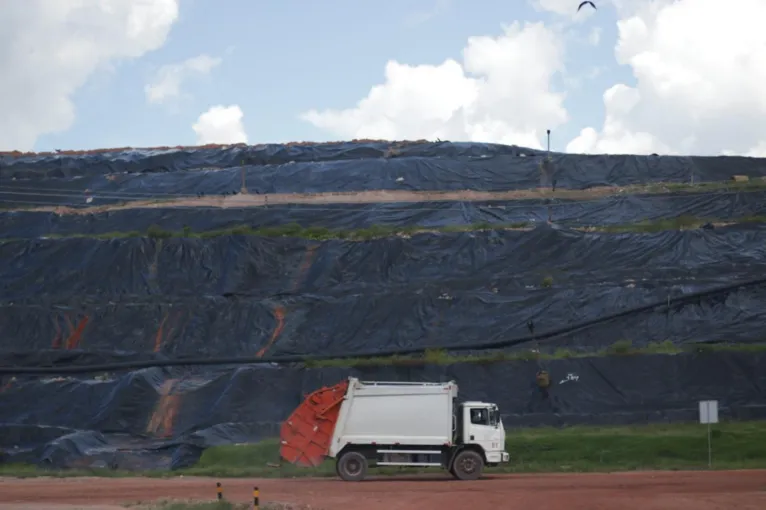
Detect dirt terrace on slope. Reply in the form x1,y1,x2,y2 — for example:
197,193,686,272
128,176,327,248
13,181,765,216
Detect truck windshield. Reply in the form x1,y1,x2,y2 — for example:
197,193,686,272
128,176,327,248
469,407,501,426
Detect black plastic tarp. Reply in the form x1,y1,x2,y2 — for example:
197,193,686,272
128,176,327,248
2,142,766,201
2,190,766,239
2,224,766,357
1,351,764,470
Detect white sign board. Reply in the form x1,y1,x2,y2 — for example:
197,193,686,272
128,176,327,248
699,400,719,424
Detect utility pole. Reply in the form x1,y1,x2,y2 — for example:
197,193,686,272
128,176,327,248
546,129,551,154
240,160,248,194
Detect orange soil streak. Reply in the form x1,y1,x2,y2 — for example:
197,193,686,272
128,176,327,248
64,316,89,350
254,245,318,357
291,245,318,291
146,379,181,439
163,312,179,351
256,306,286,358
153,312,169,353
64,314,74,336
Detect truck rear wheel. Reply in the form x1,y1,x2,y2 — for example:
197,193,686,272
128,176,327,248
451,450,484,481
336,451,368,482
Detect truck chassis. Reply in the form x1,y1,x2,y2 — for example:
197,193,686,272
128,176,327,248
335,444,489,481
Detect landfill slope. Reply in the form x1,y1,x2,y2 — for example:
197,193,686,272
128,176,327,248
3,140,766,237
2,141,765,195
1,140,766,471
2,225,766,358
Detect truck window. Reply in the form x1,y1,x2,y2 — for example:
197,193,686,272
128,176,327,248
470,408,489,425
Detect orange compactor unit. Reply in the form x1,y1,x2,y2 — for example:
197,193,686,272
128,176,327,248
279,376,509,482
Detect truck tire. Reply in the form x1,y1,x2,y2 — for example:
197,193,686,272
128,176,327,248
336,451,368,482
451,450,484,481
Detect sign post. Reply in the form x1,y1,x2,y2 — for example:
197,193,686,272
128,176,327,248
698,400,718,468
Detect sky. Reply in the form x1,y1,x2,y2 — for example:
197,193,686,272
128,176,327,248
1,0,765,157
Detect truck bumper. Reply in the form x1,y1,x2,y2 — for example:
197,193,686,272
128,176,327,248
486,451,510,463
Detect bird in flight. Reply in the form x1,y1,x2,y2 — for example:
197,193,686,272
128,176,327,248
577,1,596,11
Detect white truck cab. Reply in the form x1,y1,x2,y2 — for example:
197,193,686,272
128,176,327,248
459,401,508,466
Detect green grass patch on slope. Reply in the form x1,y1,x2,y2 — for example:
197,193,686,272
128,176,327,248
599,214,766,233
22,214,766,243
643,178,766,193
4,421,765,479
302,341,766,368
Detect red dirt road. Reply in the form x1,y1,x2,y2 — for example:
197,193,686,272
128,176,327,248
1,471,765,510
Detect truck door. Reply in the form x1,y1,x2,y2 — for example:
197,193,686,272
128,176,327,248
465,407,504,454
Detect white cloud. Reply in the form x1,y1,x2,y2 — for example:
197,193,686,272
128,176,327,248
301,22,568,150
567,84,671,155
567,0,766,155
0,0,179,152
402,0,451,27
743,142,766,158
588,26,602,45
145,53,222,105
192,105,248,145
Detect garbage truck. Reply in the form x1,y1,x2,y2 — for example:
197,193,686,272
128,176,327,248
279,377,509,481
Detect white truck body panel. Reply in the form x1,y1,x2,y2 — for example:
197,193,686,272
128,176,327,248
328,378,458,457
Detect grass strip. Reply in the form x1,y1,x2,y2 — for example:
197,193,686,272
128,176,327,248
10,342,760,384
301,341,766,368
3,420,766,479
6,214,766,243
188,420,766,476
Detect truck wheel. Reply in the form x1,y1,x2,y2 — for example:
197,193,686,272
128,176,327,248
336,451,368,482
451,450,484,481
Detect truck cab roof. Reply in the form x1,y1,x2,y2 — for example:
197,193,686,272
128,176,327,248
461,401,495,407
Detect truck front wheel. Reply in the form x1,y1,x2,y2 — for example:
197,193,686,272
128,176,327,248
336,451,368,482
451,450,484,481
